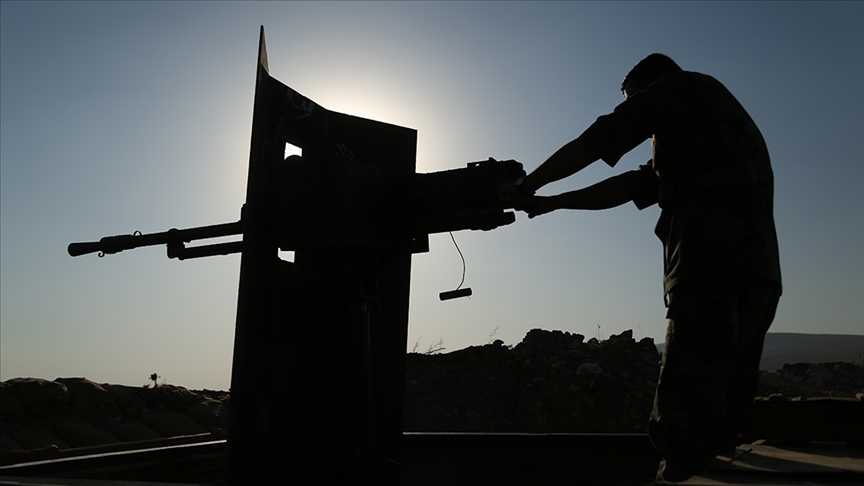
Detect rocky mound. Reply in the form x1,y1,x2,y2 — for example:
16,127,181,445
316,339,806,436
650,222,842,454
755,361,864,400
404,329,660,433
0,377,229,464
403,329,864,433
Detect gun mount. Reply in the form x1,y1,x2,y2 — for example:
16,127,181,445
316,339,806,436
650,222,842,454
67,27,523,485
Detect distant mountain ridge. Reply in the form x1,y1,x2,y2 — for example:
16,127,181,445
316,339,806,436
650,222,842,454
759,332,864,371
655,332,864,371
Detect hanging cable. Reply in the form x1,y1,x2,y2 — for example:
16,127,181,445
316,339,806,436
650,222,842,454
439,231,472,301
449,231,466,290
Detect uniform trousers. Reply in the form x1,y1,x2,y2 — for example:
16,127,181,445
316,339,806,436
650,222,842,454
648,273,781,481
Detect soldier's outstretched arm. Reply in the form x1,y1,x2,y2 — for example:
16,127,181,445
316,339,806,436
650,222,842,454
523,175,632,219
527,139,599,193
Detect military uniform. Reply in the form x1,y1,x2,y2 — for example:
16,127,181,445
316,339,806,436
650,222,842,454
577,70,782,480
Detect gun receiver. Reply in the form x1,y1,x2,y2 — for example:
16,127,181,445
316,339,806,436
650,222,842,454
401,158,524,235
275,154,524,252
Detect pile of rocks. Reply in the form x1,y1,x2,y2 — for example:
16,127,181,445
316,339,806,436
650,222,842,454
404,329,661,433
756,361,864,400
0,377,229,461
403,328,864,433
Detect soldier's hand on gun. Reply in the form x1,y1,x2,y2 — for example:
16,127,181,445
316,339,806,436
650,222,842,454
498,180,530,209
498,181,555,219
523,196,556,219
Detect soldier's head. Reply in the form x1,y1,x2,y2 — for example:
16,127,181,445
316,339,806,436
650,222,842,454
621,53,682,99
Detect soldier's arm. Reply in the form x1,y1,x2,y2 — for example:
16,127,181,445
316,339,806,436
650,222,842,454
500,73,683,207
522,139,599,194
524,175,632,219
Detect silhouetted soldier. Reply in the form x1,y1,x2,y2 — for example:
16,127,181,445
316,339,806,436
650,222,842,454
499,53,782,482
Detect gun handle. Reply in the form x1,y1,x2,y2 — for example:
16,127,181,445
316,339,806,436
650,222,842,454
439,288,472,301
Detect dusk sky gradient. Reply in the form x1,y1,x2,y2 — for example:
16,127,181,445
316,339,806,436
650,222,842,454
2,2,862,390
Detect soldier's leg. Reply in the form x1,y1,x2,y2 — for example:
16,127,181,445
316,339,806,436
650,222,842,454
649,275,739,481
723,279,781,444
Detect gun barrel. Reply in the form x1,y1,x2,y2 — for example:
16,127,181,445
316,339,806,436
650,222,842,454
68,221,242,257
68,241,108,257
67,233,163,257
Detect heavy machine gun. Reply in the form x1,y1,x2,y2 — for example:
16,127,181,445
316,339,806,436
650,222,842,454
67,26,524,485
67,157,523,259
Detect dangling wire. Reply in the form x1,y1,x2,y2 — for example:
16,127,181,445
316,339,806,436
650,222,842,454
439,232,472,301
449,231,466,290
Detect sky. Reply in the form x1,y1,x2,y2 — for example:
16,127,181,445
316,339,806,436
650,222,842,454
1,2,862,391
